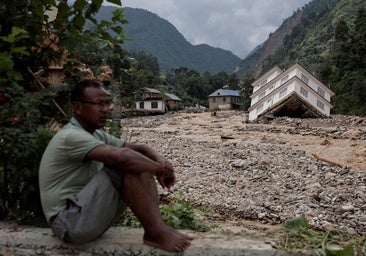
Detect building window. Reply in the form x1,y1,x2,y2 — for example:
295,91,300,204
258,91,266,100
260,79,267,87
213,97,216,103
279,87,287,98
301,74,309,84
151,102,158,109
281,75,289,85
256,104,263,114
223,97,226,102
300,87,308,97
317,100,324,110
139,102,144,109
317,87,325,98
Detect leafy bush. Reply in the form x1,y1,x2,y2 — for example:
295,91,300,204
118,194,212,232
160,197,211,232
0,23,55,223
0,125,54,223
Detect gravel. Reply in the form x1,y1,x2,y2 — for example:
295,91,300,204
122,110,366,236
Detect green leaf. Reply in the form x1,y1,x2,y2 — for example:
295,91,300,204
11,47,29,55
73,0,88,10
284,215,309,229
98,20,109,29
73,14,85,30
106,0,121,6
0,27,28,43
0,54,13,71
171,215,181,227
112,7,126,22
88,0,103,14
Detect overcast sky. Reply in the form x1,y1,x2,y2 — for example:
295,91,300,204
113,0,313,58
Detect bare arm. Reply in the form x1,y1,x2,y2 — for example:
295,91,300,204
86,144,162,175
124,142,164,163
86,142,176,189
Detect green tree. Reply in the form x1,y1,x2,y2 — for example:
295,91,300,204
105,45,132,83
239,73,255,110
0,0,126,223
324,8,366,115
208,72,231,91
334,20,350,42
130,51,160,75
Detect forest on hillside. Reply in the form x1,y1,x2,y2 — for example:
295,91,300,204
318,8,366,115
239,1,366,116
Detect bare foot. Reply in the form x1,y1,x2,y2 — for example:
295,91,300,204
143,228,194,252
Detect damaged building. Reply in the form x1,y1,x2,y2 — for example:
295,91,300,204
248,63,335,121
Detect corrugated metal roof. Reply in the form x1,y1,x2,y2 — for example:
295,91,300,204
209,89,240,97
165,93,182,101
143,88,161,94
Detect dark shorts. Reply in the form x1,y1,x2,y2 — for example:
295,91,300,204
51,167,127,244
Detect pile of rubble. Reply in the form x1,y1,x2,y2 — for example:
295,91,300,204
125,111,366,236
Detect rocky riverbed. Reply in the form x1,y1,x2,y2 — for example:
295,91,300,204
122,110,366,236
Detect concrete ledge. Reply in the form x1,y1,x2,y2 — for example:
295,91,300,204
0,222,303,256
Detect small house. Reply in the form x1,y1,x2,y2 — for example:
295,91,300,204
248,63,335,121
208,88,243,110
135,88,181,114
164,92,182,111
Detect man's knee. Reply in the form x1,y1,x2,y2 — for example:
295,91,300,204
123,172,154,184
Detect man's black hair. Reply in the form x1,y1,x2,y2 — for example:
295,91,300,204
71,79,103,102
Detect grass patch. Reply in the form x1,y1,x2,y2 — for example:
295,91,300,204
273,215,366,256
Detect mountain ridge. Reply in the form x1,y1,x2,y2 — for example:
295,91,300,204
97,6,241,74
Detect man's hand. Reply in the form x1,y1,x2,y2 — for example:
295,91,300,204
157,159,176,190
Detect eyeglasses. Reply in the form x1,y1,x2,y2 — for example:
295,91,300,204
77,99,112,109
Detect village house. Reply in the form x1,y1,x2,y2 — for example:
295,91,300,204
164,92,182,111
248,63,335,121
208,88,243,110
134,87,182,114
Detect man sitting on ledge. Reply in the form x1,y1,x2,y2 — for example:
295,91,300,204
39,79,193,252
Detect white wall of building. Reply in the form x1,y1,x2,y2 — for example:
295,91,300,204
135,100,165,111
252,67,283,94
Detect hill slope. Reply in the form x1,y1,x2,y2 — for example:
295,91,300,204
97,6,241,74
236,0,365,77
236,0,366,116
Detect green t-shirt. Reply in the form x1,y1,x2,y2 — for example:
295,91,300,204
39,117,124,222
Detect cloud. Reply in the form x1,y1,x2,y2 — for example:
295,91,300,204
116,0,312,58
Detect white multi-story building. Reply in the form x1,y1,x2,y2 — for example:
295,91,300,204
248,63,335,121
